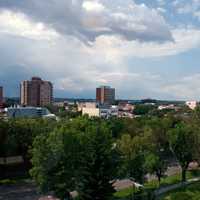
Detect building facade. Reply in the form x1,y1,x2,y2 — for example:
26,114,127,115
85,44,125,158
0,86,3,105
20,77,53,107
96,86,115,105
186,101,198,110
6,107,51,118
82,106,118,118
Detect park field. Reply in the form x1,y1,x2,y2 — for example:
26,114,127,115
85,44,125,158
160,182,200,200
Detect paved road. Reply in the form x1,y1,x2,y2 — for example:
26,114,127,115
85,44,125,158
1,173,199,200
0,179,136,200
0,182,59,200
0,182,40,200
155,177,200,196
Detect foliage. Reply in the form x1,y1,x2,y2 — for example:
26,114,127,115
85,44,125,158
0,120,9,159
0,118,57,169
2,108,200,199
78,121,120,200
133,104,157,115
167,123,198,182
31,126,81,199
145,153,167,185
106,117,125,138
117,134,147,183
144,118,170,185
31,118,120,200
161,181,200,200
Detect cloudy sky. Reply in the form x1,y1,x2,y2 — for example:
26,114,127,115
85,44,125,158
1,0,200,100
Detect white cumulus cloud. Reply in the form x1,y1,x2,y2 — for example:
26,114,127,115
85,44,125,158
0,10,59,41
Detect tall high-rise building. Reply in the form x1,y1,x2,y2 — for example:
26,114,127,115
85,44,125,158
96,86,115,105
40,81,53,106
0,86,3,105
20,77,53,107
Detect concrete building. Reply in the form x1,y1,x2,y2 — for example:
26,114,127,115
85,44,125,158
78,102,97,112
20,77,53,107
96,86,115,105
118,103,134,118
82,107,100,117
0,86,3,105
186,101,198,110
158,104,176,110
40,81,53,106
82,104,118,118
6,106,53,118
118,103,134,112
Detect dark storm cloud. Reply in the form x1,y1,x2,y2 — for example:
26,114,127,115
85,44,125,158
0,34,52,97
0,65,30,97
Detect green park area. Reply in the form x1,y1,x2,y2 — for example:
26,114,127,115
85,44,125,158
114,170,200,199
160,181,200,200
1,106,200,200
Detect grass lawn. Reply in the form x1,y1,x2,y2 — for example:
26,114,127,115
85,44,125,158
145,169,200,189
114,169,200,199
0,174,31,185
160,181,200,200
114,187,135,199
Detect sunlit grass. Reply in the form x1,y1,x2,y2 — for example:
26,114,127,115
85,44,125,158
160,182,200,200
114,169,200,199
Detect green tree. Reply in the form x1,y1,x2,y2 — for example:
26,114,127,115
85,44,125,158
145,153,167,186
31,126,81,199
0,120,9,178
144,118,170,186
0,120,9,163
31,118,120,200
106,117,124,138
133,104,156,115
78,122,119,200
168,123,196,182
117,134,146,183
8,118,56,168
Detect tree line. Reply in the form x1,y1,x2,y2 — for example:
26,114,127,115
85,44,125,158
1,108,200,199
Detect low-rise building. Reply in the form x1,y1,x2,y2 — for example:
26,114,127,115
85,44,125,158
158,104,176,110
100,106,118,118
186,101,198,110
82,107,100,117
82,104,118,118
118,111,134,118
78,102,96,112
118,103,134,118
5,106,55,118
118,103,134,112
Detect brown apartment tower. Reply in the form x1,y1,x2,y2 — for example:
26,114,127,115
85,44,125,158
96,86,115,105
20,77,53,107
0,86,3,105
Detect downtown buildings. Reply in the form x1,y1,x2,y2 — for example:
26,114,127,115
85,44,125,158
20,77,53,107
0,86,3,105
0,86,3,111
96,86,115,105
80,86,117,118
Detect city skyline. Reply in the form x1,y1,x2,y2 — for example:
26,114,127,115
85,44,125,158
20,77,53,106
96,86,115,105
1,1,200,100
0,86,3,105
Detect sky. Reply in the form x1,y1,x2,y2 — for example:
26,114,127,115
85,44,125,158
1,0,200,100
